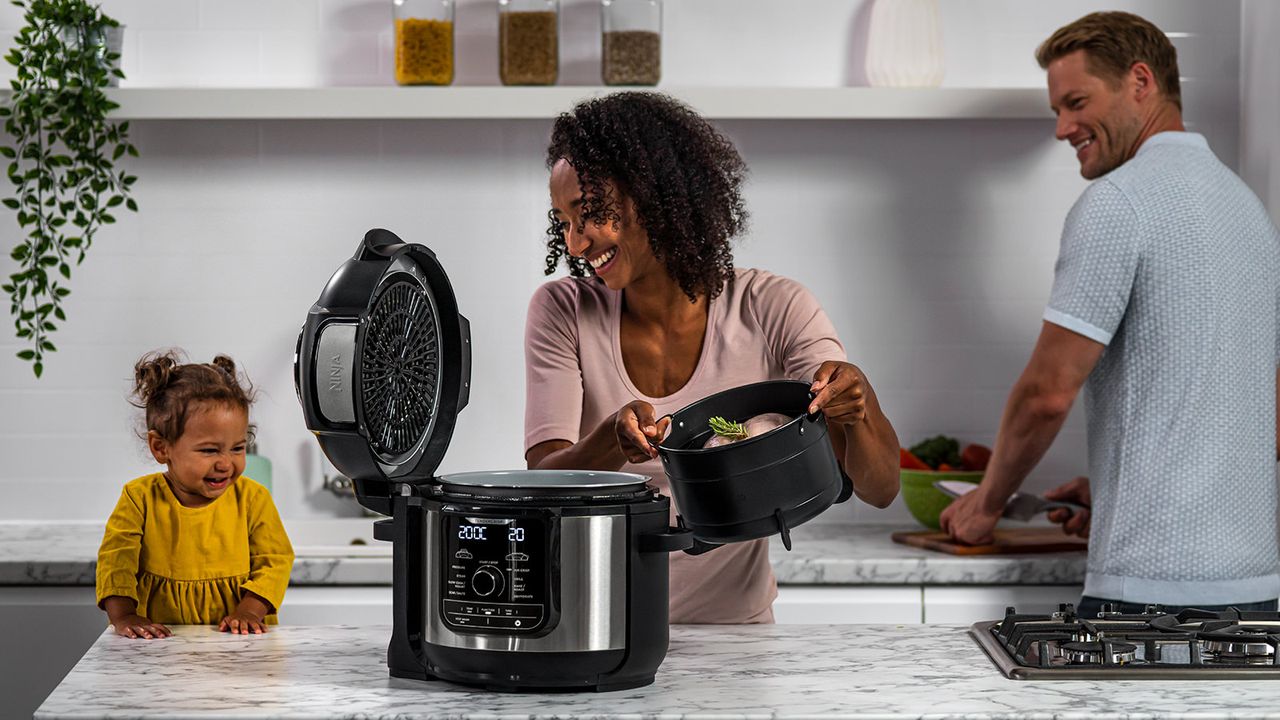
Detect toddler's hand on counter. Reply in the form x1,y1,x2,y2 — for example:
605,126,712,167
113,614,172,640
219,608,268,635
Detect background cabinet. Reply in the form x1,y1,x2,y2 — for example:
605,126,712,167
1,588,106,720
922,585,1083,624
773,586,923,624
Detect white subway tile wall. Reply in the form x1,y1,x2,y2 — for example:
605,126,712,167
0,1,1248,524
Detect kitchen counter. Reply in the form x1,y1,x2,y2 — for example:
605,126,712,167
36,623,1279,719
0,520,1085,586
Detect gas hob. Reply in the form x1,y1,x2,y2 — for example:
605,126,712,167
972,604,1280,679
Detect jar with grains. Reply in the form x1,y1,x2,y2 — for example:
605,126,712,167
394,0,454,85
499,0,558,85
601,0,660,86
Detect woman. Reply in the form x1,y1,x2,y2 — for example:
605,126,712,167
524,92,898,623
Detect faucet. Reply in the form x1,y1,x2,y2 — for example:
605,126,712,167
322,473,356,498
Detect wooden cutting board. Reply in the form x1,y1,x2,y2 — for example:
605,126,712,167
891,527,1087,555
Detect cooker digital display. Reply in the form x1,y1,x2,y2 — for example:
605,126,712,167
441,514,548,633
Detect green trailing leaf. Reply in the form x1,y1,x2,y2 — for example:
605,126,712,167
708,416,748,441
3,0,137,377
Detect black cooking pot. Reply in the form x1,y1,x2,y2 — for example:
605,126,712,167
657,379,854,551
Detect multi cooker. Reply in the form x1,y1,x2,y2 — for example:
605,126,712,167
294,229,691,692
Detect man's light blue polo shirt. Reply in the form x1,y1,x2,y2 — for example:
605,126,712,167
1045,131,1280,605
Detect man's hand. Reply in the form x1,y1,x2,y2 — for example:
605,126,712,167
614,400,670,463
1044,476,1091,538
113,614,171,640
939,487,1003,545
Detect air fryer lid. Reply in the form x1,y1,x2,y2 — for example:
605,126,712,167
295,228,472,513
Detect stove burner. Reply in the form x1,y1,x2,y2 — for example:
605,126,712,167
974,605,1280,679
1060,640,1137,665
1197,624,1280,662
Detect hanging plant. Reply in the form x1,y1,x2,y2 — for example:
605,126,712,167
1,0,137,377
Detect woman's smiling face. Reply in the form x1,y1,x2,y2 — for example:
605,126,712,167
549,158,662,291
148,401,249,507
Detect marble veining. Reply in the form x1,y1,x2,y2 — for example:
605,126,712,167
0,520,1086,587
37,623,1280,719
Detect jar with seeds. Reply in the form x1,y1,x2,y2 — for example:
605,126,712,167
499,0,559,85
394,0,454,85
601,0,660,86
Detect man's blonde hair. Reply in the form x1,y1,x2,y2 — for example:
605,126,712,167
1036,11,1181,111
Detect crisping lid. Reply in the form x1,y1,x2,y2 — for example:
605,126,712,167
295,229,472,514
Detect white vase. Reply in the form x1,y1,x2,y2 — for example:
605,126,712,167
865,0,944,87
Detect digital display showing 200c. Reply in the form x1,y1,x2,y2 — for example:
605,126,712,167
456,525,526,542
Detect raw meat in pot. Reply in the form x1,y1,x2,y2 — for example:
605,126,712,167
743,412,791,439
702,413,793,449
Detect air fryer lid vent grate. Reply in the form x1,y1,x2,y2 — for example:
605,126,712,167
361,278,440,459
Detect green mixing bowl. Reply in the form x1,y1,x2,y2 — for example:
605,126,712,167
899,469,984,530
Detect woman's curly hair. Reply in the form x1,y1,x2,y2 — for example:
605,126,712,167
544,91,748,302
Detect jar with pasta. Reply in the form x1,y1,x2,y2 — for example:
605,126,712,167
499,0,558,85
601,0,660,86
394,0,454,85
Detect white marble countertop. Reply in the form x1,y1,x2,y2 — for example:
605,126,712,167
0,520,1085,587
36,623,1280,719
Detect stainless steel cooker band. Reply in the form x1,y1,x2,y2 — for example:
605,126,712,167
422,510,627,652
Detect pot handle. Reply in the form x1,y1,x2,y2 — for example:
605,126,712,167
835,469,854,504
645,413,674,449
808,391,856,504
639,526,694,553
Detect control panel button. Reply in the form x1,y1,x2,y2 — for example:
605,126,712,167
470,566,505,597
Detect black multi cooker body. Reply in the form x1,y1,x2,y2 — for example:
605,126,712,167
294,229,854,692
294,229,691,692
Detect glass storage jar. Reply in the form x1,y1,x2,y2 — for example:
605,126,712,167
394,0,454,85
601,0,660,86
499,0,558,85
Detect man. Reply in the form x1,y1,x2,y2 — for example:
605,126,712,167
940,11,1280,617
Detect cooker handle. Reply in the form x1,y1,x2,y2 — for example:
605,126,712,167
835,470,854,504
639,526,694,553
358,228,407,260
809,390,855,505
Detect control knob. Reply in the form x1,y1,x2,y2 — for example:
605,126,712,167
471,566,505,597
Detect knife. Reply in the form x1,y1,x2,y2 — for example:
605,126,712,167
933,480,1088,522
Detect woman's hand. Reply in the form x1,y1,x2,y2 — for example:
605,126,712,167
113,614,171,640
809,361,870,427
614,400,670,463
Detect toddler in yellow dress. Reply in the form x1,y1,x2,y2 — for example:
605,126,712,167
96,350,294,639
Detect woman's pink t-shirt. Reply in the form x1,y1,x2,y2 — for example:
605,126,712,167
524,268,846,624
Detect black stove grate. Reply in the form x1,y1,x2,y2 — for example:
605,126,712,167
360,279,440,458
973,604,1280,678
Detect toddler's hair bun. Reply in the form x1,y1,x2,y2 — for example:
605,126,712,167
130,348,256,443
210,354,238,379
131,349,185,409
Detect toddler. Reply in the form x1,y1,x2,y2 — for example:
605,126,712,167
96,350,294,639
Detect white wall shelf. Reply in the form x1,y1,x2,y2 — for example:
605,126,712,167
9,87,1053,120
